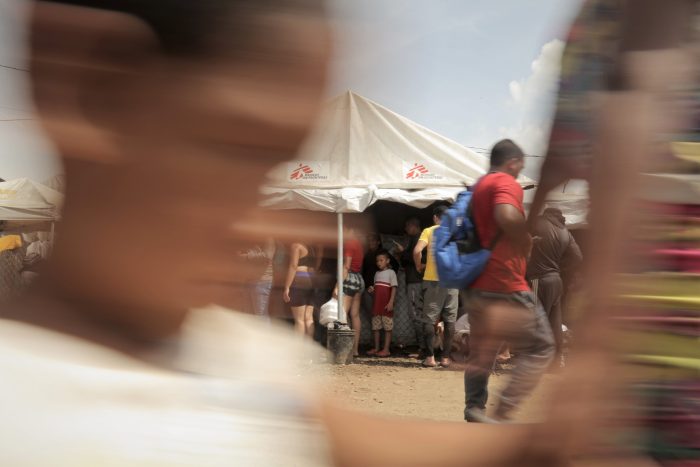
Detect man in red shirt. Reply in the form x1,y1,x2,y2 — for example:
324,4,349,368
465,139,554,423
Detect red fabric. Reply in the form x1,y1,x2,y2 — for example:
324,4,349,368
344,238,364,273
470,172,530,293
372,282,394,317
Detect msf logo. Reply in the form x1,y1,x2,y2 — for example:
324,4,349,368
290,163,313,180
405,163,429,180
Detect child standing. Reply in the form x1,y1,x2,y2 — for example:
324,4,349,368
367,251,398,357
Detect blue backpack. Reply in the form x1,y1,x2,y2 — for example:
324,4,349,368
434,189,498,289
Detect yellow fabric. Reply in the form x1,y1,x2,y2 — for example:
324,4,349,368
671,141,700,164
0,235,22,253
419,225,439,282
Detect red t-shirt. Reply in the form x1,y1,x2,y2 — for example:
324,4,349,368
344,238,364,273
470,172,530,293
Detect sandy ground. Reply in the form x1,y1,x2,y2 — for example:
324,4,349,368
320,353,559,422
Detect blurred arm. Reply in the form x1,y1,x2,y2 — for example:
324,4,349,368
320,402,551,467
412,240,427,273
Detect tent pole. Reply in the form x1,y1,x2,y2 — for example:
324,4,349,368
337,212,345,323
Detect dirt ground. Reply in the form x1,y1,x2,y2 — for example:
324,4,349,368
321,353,560,422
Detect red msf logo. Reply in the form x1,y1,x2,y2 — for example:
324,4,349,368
290,163,313,180
405,163,429,179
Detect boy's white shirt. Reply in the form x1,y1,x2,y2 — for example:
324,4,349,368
0,306,332,467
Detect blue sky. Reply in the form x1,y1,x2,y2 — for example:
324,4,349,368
0,0,581,181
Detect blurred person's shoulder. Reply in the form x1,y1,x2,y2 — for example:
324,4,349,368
177,306,328,385
0,309,332,466
477,172,519,191
492,172,520,192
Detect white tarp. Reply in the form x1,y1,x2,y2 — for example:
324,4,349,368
263,91,535,213
260,185,465,212
523,179,589,228
0,178,63,221
43,174,66,194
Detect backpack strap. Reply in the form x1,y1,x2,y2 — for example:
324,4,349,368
468,173,502,251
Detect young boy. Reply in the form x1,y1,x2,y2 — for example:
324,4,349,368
366,251,398,357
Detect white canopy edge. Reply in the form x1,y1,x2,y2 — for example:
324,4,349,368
0,178,64,222
260,185,464,213
261,183,590,228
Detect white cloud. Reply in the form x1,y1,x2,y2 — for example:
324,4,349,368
509,81,522,103
501,39,564,170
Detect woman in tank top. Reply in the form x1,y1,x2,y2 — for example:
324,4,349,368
283,243,316,337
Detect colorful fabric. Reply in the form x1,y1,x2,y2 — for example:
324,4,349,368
342,271,364,297
372,268,398,317
371,315,393,331
0,235,22,254
547,0,622,179
552,1,700,463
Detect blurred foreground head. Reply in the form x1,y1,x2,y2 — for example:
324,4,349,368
30,0,330,337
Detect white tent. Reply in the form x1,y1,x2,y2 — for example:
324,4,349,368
262,91,538,324
0,178,63,222
262,91,535,212
43,174,66,194
524,179,589,229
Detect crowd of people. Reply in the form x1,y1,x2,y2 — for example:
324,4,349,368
246,143,582,391
0,231,52,301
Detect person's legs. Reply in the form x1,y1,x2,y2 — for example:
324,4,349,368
361,289,373,320
421,321,436,361
290,305,307,335
464,295,500,419
304,304,315,338
440,288,458,366
550,299,563,365
406,282,425,352
421,282,443,366
369,315,382,354
342,272,364,356
538,275,564,363
350,293,362,356
377,316,393,356
380,330,392,355
493,292,554,420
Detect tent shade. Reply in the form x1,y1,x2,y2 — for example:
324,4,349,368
523,180,589,228
262,91,534,212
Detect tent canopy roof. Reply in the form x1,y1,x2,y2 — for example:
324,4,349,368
0,178,63,221
263,91,534,212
